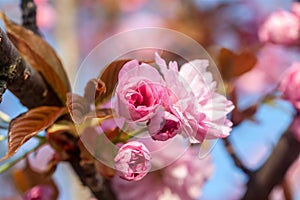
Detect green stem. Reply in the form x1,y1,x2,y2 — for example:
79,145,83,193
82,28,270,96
0,111,11,124
0,135,7,141
113,127,148,143
0,139,46,174
0,135,6,141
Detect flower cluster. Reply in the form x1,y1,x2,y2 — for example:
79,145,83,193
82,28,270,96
258,3,300,45
115,53,234,143
113,53,234,181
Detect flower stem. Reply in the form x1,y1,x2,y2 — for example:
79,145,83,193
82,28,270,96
0,138,46,174
113,127,148,143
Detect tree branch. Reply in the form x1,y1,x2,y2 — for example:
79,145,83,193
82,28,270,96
242,130,300,200
69,158,116,200
0,28,62,108
223,137,252,175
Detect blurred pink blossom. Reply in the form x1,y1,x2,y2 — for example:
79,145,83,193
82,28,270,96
236,44,299,97
119,0,148,12
111,147,213,200
286,156,300,196
34,0,56,30
258,10,300,45
292,2,300,18
114,141,151,181
269,186,284,200
28,145,55,173
279,62,300,110
22,185,53,200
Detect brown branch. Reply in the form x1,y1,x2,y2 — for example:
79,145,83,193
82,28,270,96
59,132,116,200
223,137,252,175
69,158,116,200
242,130,300,200
0,28,62,108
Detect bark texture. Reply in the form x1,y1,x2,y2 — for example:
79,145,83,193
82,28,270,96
0,28,62,108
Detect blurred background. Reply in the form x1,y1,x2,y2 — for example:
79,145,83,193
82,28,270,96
0,0,299,199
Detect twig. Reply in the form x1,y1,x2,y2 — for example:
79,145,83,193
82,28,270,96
242,130,300,200
223,137,252,175
69,156,116,200
282,179,293,200
0,28,62,108
20,0,41,36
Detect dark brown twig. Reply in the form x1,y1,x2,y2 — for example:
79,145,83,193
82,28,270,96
223,137,252,175
0,28,62,108
242,130,300,200
20,0,41,36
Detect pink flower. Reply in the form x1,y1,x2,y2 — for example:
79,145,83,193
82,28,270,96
286,156,300,197
235,44,300,97
155,53,234,143
148,108,181,141
119,0,148,12
111,147,213,200
258,10,300,45
28,145,55,173
23,185,53,200
292,2,300,18
279,62,300,110
115,60,168,122
114,141,151,181
35,0,56,30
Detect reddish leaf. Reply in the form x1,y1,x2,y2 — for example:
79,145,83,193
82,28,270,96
97,59,131,105
0,13,70,102
66,93,90,124
84,78,106,104
218,48,257,81
0,106,66,161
